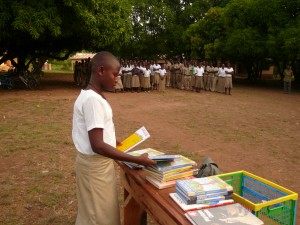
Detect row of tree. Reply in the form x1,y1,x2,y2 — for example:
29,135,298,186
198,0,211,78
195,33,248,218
0,0,299,82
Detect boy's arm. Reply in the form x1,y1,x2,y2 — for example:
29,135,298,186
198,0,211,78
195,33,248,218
88,128,156,167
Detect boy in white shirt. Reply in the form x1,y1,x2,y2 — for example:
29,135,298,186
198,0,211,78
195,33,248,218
72,52,155,225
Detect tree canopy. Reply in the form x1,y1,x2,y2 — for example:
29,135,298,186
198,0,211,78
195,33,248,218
1,0,300,82
0,0,131,70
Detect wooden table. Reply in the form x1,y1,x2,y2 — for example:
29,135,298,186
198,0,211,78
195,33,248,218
117,162,191,225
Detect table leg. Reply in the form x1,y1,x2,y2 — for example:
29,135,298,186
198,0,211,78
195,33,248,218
123,189,147,225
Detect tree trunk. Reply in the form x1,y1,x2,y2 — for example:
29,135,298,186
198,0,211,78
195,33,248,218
275,60,286,81
292,59,300,86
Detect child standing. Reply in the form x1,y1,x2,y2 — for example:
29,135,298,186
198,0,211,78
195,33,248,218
143,65,151,92
72,52,155,225
158,64,167,92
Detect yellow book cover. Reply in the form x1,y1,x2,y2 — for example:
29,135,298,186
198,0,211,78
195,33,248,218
117,126,150,152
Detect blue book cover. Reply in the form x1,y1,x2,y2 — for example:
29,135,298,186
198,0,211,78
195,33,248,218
176,176,233,197
176,187,226,205
176,186,229,201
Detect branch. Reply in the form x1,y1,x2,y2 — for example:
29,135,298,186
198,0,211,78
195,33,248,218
42,51,72,61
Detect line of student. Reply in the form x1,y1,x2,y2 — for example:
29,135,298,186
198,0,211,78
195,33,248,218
114,60,234,95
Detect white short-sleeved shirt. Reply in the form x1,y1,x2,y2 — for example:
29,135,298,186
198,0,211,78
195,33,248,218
153,64,161,71
225,67,234,77
150,65,154,75
195,67,204,76
72,90,116,155
218,67,227,77
159,68,167,76
139,66,146,73
144,69,151,77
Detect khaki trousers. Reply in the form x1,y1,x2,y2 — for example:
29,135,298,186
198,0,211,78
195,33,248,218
159,77,166,92
211,75,218,92
76,152,120,225
217,77,226,93
184,76,192,90
204,75,209,91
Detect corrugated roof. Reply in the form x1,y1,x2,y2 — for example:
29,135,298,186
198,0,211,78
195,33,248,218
70,53,95,60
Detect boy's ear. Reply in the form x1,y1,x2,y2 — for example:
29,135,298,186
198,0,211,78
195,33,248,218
98,66,105,76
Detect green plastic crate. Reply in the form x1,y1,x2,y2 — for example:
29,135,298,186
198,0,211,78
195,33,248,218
217,171,298,225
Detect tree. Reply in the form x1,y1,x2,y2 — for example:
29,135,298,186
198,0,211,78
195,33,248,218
0,0,132,71
183,7,225,60
119,0,215,59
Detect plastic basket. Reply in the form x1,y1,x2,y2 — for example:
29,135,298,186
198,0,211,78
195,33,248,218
217,171,298,225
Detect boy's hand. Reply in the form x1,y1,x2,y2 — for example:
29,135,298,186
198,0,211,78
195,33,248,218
137,153,156,167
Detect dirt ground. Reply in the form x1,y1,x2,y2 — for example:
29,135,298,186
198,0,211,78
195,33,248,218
0,74,299,225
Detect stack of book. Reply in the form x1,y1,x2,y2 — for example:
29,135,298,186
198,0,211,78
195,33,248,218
143,155,198,189
175,176,233,205
169,176,235,212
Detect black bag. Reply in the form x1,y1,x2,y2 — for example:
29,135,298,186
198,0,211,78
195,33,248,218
196,157,221,178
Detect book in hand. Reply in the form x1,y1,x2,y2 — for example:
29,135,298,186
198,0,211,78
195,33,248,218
148,155,197,172
123,148,164,169
169,193,234,212
149,155,181,161
185,203,264,225
117,126,150,152
176,176,233,197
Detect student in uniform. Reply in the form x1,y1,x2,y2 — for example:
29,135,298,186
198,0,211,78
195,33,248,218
153,61,161,90
165,60,172,87
173,61,180,89
194,62,204,93
190,61,196,91
143,64,151,92
114,67,124,93
184,62,192,90
225,63,234,95
217,64,226,93
209,62,218,92
138,62,146,92
131,63,141,92
178,60,184,89
72,51,156,225
203,61,210,91
158,64,167,92
122,63,132,92
150,61,155,89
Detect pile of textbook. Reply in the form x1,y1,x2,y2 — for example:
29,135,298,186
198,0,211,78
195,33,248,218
123,148,198,189
144,152,198,189
169,176,235,212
